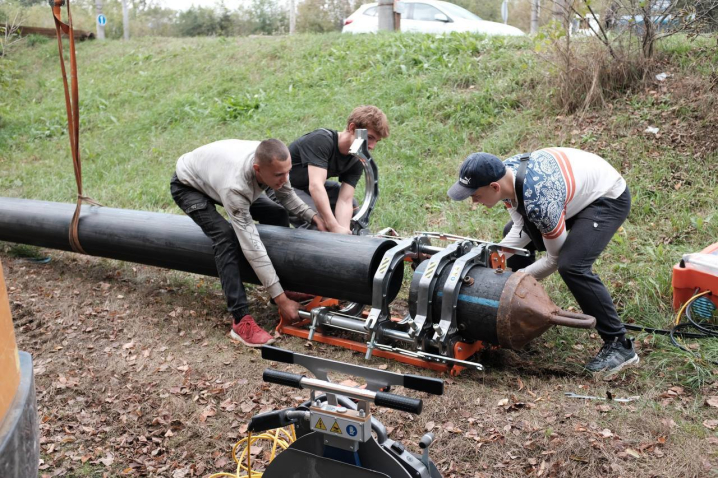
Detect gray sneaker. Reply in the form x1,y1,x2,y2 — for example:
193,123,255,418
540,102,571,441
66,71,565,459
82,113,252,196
584,338,639,373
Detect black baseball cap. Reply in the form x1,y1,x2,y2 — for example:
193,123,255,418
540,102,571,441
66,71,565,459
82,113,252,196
447,152,506,201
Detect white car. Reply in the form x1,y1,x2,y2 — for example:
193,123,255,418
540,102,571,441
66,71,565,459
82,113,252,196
342,1,525,36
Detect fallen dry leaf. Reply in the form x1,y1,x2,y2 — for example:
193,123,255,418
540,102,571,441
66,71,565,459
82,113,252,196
172,467,189,478
625,448,641,459
703,419,718,430
661,418,676,428
705,396,718,409
199,406,216,423
537,460,547,476
240,401,256,413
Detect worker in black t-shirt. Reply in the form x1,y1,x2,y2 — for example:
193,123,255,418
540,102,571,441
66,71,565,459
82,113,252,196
287,106,390,234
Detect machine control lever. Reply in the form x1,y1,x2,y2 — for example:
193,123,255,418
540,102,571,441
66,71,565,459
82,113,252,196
248,409,310,434
419,432,435,469
262,367,424,415
263,369,305,389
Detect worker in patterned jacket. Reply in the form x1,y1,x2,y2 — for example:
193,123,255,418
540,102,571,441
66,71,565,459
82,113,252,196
447,148,637,374
171,139,327,347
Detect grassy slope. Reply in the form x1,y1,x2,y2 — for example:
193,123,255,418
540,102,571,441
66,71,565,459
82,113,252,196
1,32,717,476
3,33,717,381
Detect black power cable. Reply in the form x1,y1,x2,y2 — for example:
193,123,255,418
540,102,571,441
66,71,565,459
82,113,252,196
624,289,717,365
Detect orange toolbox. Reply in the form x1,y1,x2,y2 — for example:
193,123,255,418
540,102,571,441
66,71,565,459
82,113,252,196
672,242,718,317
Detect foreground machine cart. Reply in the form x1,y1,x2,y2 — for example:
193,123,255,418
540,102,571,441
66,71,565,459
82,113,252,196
248,346,444,477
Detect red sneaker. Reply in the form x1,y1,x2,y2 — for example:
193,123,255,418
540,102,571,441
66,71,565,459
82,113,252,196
230,315,275,347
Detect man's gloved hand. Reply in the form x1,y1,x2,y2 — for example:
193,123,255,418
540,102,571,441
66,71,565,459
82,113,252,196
521,255,558,281
274,293,300,321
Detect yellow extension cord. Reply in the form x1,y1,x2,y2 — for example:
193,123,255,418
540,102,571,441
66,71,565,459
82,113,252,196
209,426,297,478
674,290,711,326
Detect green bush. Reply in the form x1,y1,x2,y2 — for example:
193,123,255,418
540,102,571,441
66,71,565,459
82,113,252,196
25,33,48,47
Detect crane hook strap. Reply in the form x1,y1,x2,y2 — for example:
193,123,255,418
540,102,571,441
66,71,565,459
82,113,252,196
50,0,101,254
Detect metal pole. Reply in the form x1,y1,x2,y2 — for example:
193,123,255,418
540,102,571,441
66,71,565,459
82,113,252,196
122,0,129,40
95,0,105,40
377,0,394,31
530,0,539,34
289,0,295,34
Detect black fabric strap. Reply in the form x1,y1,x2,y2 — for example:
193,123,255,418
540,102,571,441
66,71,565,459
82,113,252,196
320,127,360,176
514,153,546,252
515,153,531,217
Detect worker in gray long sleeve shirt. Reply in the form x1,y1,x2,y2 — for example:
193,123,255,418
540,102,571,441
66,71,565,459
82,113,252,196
170,138,327,346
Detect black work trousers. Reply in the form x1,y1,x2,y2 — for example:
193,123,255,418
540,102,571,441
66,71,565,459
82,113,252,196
170,174,289,321
503,187,631,341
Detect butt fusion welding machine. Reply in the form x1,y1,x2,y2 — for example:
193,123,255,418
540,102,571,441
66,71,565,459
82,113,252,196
278,130,596,375
249,346,444,478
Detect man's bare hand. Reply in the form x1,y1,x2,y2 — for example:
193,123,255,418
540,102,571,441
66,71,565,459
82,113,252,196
313,214,328,232
329,224,352,235
274,293,300,321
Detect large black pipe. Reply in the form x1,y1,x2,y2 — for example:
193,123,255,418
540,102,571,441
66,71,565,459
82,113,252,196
0,198,402,304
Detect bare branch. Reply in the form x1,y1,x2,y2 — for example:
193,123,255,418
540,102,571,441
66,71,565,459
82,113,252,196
560,0,621,60
655,3,718,40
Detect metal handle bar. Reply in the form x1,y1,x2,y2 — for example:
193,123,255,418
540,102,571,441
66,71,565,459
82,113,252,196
261,346,444,395
413,231,531,257
263,369,423,414
548,310,596,329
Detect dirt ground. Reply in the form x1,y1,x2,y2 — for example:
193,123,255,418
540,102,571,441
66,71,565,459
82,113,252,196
3,249,717,477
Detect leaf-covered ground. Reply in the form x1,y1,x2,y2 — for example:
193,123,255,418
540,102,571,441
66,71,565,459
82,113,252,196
4,249,717,477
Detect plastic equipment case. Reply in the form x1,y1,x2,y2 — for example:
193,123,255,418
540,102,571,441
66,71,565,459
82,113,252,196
672,242,718,314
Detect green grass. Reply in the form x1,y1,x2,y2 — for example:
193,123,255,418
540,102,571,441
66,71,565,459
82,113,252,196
1,32,717,387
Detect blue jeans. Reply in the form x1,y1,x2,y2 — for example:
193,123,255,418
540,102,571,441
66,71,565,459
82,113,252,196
504,187,631,341
170,174,289,321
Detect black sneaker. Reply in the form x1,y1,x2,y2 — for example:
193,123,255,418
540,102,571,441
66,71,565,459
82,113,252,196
584,338,639,373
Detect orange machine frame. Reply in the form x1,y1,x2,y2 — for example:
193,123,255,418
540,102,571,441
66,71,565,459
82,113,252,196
276,296,486,376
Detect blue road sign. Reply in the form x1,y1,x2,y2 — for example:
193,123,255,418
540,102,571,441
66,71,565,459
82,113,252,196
97,14,107,26
346,425,358,437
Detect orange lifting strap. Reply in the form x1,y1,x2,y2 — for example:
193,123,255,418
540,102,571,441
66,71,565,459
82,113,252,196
50,0,101,254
